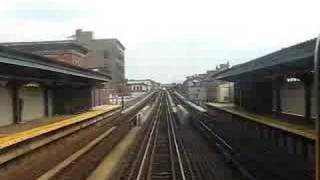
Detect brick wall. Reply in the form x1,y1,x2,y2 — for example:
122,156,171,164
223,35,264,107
45,53,84,67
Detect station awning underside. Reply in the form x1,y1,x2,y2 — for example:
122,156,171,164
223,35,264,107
215,39,316,82
0,46,111,85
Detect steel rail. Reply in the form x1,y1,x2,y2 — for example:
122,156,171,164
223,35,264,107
136,98,162,180
37,127,117,180
146,95,174,180
123,93,162,179
168,90,199,179
39,113,141,179
145,106,163,180
170,90,256,180
165,94,187,180
166,100,178,180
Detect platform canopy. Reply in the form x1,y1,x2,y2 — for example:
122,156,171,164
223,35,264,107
215,39,316,82
0,46,111,85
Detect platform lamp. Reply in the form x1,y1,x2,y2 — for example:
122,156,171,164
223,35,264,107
314,34,320,180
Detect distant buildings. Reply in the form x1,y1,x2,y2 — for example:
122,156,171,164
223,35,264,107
161,83,178,89
180,62,234,106
127,79,160,96
182,74,207,105
202,63,234,103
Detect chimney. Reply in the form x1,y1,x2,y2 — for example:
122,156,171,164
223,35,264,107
75,29,82,39
75,29,93,42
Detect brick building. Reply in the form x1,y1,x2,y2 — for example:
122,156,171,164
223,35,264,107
0,41,88,68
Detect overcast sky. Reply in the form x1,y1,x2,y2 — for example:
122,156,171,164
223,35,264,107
1,0,320,83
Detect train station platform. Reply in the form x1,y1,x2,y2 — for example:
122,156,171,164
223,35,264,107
0,105,121,149
206,102,316,140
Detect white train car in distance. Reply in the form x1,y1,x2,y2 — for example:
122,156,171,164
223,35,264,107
166,90,177,113
176,104,190,125
174,91,207,113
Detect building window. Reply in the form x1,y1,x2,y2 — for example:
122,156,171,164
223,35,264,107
103,50,109,59
118,53,124,61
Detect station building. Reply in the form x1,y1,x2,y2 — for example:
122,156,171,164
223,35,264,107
0,45,110,127
215,39,317,123
204,39,318,179
1,29,126,107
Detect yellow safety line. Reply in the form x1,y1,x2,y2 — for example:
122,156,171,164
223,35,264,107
206,103,316,140
0,105,120,149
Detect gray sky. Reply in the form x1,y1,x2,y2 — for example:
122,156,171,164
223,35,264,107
1,0,320,83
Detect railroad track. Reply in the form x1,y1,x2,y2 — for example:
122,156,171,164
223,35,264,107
171,89,314,180
148,110,173,180
169,90,249,180
0,92,157,180
39,118,133,180
120,92,187,180
118,93,163,180
117,90,244,180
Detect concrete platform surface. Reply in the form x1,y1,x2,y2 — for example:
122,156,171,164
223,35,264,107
0,105,121,149
206,102,316,140
0,115,73,135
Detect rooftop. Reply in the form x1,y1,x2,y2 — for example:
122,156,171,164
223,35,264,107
0,40,89,54
215,39,315,81
73,29,125,50
0,45,111,82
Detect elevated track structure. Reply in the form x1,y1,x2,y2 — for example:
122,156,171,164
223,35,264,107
0,91,157,180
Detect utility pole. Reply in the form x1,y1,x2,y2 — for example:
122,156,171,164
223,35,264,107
118,79,127,110
121,80,125,110
314,34,320,180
